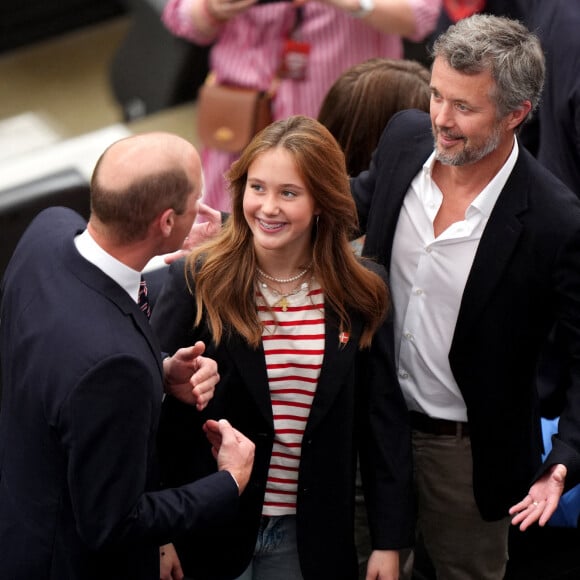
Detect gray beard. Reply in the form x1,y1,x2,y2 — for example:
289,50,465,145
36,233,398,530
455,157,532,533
433,126,502,166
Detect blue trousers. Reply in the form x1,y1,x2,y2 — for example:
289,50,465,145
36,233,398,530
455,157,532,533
234,515,304,580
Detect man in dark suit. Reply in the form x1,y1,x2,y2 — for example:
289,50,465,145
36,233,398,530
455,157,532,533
0,132,255,580
352,14,580,580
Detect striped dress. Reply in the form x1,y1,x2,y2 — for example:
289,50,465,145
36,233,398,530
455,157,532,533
257,280,325,516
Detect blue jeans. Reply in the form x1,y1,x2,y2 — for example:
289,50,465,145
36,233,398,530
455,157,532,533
234,515,304,580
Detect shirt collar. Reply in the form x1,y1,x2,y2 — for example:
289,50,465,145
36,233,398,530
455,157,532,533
422,137,519,218
74,229,141,302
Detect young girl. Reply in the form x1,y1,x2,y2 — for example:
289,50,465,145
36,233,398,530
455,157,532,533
151,116,413,580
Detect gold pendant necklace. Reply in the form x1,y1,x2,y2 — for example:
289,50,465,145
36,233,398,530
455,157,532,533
259,280,310,312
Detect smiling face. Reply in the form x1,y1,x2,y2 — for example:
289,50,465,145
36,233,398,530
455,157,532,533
430,57,514,167
242,147,319,263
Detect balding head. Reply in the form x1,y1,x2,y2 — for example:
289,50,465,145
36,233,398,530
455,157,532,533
90,132,202,244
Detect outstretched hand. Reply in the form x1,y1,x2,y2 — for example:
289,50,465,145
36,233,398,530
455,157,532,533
164,203,222,264
509,463,567,530
163,341,219,410
203,418,255,494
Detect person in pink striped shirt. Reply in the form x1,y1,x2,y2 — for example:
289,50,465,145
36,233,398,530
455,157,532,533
151,115,413,580
162,0,441,213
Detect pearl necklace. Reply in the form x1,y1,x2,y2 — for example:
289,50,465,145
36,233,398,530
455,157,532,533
259,280,310,312
256,262,312,284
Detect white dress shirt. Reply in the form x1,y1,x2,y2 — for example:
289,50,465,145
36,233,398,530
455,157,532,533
390,140,519,421
74,229,141,303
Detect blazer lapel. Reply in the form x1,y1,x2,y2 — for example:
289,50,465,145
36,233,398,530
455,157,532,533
305,309,363,437
364,132,433,270
64,238,163,378
223,309,363,434
454,149,529,337
225,334,274,426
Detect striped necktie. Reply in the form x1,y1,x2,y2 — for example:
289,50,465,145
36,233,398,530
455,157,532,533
138,277,151,319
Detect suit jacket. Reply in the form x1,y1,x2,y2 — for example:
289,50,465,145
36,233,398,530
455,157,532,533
0,208,238,580
352,109,580,521
527,0,580,196
151,258,414,580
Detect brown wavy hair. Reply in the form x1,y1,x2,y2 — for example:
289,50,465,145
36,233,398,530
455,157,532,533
318,58,430,176
187,115,389,348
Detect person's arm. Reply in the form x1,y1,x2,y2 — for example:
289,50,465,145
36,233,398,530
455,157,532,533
157,421,255,578
163,341,219,410
301,0,441,39
350,139,381,237
511,223,580,529
162,0,256,43
62,357,242,550
357,266,415,552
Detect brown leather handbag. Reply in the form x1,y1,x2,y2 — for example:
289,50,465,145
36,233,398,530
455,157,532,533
197,76,273,153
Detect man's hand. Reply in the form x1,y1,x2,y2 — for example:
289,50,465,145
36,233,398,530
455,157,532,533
365,549,399,580
163,341,219,410
159,543,184,580
164,203,222,264
203,419,255,494
509,463,567,530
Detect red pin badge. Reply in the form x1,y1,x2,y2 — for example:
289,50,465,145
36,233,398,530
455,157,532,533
339,332,350,344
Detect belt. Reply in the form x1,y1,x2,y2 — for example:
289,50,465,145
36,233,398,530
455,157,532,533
409,411,469,437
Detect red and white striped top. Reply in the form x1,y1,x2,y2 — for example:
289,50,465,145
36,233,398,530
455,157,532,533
257,281,325,515
163,0,441,212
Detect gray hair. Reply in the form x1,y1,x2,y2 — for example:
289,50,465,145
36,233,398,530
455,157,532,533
432,14,545,125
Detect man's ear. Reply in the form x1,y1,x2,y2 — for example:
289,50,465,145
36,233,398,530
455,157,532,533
507,100,533,131
158,208,175,238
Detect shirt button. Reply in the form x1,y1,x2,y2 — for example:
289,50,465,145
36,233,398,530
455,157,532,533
415,289,423,296
404,332,413,340
399,370,409,379
426,247,432,253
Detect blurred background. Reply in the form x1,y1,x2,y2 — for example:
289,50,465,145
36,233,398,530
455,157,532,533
0,0,212,155
0,0,212,276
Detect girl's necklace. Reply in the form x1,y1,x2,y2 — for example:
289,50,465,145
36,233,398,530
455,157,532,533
258,279,310,312
256,262,312,285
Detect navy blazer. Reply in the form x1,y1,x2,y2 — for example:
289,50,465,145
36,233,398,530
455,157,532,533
0,208,238,580
352,109,580,521
152,258,414,580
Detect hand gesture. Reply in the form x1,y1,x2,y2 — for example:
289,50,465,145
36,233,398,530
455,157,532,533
203,419,255,493
163,341,219,410
164,203,223,264
509,463,567,530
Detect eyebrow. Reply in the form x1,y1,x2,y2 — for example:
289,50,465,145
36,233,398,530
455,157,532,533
247,177,305,190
